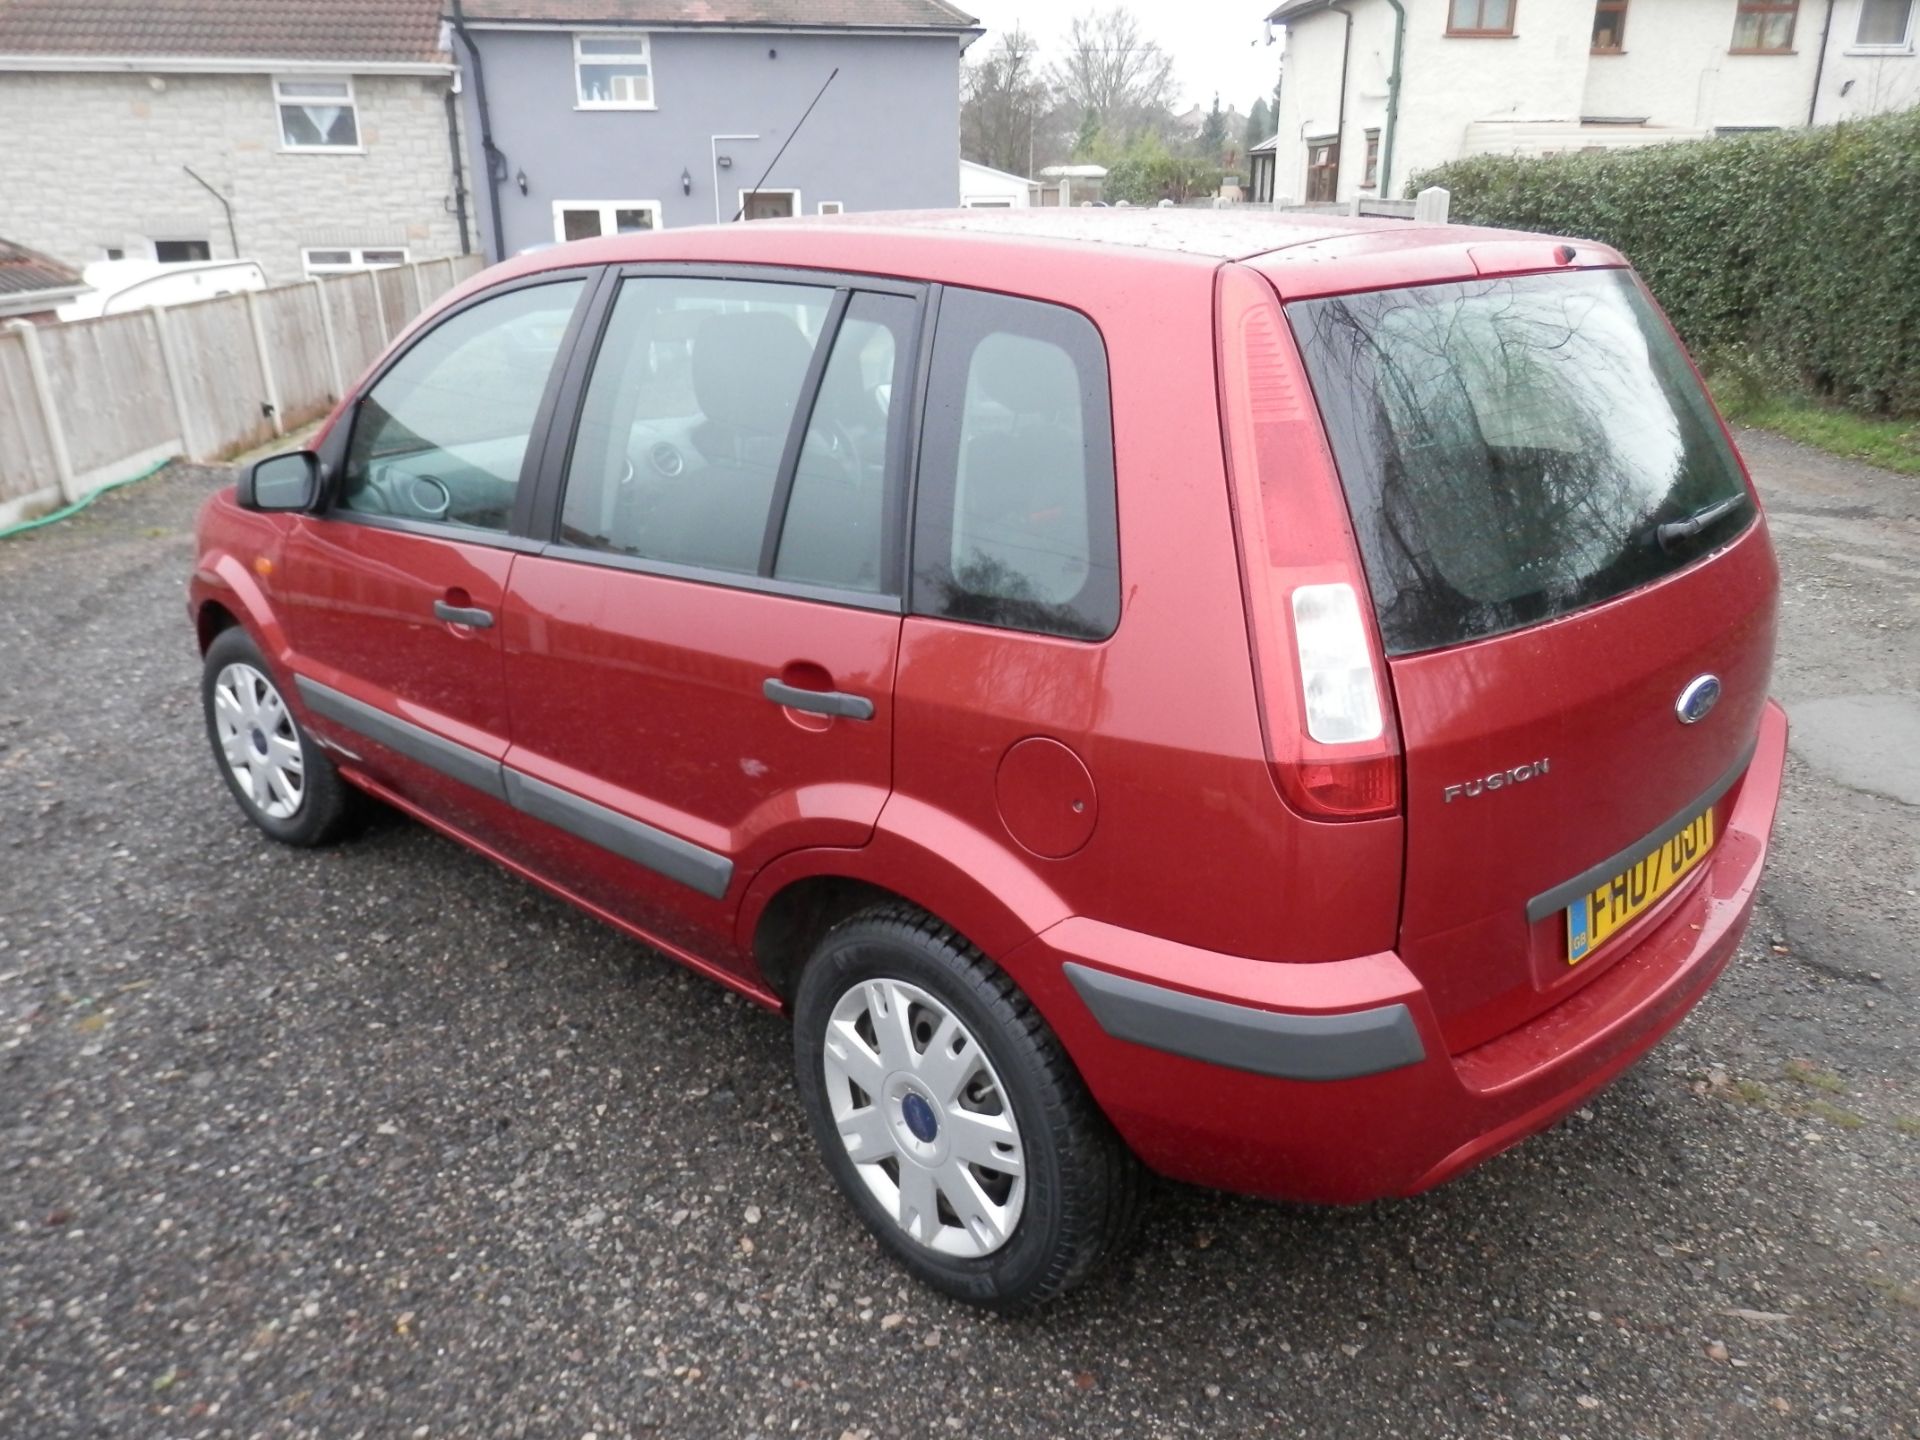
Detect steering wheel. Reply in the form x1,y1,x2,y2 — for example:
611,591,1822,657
405,473,451,521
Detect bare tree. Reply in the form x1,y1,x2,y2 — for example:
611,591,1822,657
1049,7,1177,142
961,25,1051,176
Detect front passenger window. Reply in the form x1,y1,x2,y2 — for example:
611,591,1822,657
340,279,584,531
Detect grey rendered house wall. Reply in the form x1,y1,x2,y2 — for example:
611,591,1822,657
0,70,471,285
459,28,962,256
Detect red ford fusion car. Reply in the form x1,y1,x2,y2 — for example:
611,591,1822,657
190,210,1786,1309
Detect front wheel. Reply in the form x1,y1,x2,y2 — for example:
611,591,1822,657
793,904,1144,1309
201,626,359,846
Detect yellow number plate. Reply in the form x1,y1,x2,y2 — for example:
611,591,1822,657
1566,809,1715,965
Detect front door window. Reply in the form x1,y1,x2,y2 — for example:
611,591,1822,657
339,280,584,531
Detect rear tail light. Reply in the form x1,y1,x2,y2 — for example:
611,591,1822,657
1291,583,1384,743
1215,265,1401,821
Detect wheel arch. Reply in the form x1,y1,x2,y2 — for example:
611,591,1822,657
738,799,1072,1008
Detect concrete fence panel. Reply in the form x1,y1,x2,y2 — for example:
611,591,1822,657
323,271,387,382
258,283,336,429
0,326,60,506
169,293,277,459
37,312,180,477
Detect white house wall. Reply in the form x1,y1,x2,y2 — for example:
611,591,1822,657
1580,2,1818,129
1275,0,1917,204
1815,0,1920,121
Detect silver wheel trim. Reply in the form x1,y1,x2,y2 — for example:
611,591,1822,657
822,977,1027,1259
211,662,305,821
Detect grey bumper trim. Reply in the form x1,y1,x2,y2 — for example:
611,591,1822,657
501,770,734,900
1525,734,1758,925
294,676,732,900
1062,962,1426,1082
296,676,508,802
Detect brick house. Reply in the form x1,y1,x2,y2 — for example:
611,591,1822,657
0,0,474,285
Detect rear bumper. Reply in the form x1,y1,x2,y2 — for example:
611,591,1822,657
1013,699,1789,1205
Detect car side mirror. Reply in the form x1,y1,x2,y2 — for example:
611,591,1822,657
240,450,322,512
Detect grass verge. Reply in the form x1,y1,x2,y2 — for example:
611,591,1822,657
1709,381,1920,476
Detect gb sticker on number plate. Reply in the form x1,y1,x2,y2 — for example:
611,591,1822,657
1566,809,1716,965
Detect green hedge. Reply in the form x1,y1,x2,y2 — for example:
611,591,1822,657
1411,110,1920,416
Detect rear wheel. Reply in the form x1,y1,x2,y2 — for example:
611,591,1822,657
201,627,358,846
793,904,1144,1309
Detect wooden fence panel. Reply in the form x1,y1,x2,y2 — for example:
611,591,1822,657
376,266,419,335
0,327,58,504
36,312,178,475
169,294,275,458
323,271,387,381
257,283,335,428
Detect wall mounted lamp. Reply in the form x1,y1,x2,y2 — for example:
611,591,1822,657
681,167,693,195
515,168,528,196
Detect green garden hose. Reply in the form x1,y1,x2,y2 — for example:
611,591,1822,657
0,457,176,541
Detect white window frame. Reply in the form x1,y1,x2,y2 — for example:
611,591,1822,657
274,75,362,153
302,246,411,277
574,32,655,110
737,187,802,221
1850,0,1915,50
551,200,665,243
816,200,845,215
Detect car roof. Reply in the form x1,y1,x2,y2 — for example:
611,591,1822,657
472,207,1630,307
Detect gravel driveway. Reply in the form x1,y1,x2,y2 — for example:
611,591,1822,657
2,430,1914,1439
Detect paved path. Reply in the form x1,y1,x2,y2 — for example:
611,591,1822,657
1,432,1913,1438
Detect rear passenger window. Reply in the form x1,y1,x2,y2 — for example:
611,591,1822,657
561,278,912,596
911,290,1117,641
561,277,831,578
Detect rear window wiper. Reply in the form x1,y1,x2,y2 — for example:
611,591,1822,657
1654,493,1748,552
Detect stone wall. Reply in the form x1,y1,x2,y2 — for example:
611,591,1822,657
0,69,474,284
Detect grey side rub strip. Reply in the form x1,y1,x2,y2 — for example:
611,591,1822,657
296,676,508,802
295,677,732,900
1063,963,1426,1082
1525,734,1759,924
501,770,733,900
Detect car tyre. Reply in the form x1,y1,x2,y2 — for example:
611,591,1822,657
793,903,1145,1309
201,626,359,847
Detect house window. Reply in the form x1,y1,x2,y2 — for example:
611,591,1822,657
1362,130,1381,188
275,76,359,149
1732,0,1797,51
1592,0,1628,51
154,239,212,263
303,246,410,277
739,189,800,220
817,201,845,215
1856,0,1914,45
1447,0,1515,35
552,200,662,242
1306,138,1339,202
575,33,653,108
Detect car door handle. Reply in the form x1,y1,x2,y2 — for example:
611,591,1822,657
433,600,495,629
762,678,874,721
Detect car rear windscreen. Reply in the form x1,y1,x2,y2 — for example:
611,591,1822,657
1289,269,1753,656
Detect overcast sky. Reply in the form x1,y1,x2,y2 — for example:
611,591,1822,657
962,0,1285,115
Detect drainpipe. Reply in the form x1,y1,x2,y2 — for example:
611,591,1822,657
444,83,472,255
1380,0,1407,195
182,165,239,258
1807,0,1839,126
1331,4,1353,198
448,0,505,261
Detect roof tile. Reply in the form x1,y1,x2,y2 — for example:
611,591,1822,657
455,0,977,30
0,0,449,64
